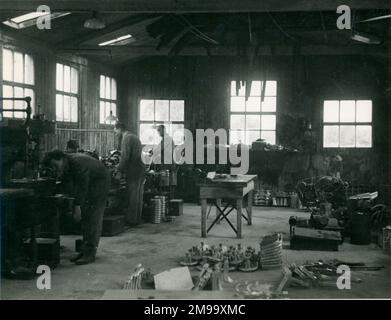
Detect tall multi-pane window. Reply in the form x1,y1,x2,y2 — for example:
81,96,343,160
323,100,372,148
56,63,78,123
138,99,185,145
230,80,277,145
99,75,117,124
1,48,35,118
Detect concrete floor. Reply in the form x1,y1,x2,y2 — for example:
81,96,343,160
1,204,391,299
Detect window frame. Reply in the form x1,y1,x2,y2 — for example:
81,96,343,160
137,97,185,146
99,74,117,126
229,80,278,145
1,46,35,119
55,61,80,124
322,99,373,149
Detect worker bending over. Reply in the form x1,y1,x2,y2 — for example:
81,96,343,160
43,150,110,265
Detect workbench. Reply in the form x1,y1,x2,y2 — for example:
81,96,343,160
198,174,257,238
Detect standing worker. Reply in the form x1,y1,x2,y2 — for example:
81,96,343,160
114,122,146,225
151,125,178,197
42,150,110,265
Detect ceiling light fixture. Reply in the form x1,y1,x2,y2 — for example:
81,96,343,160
3,11,71,29
98,34,133,46
105,110,118,124
84,11,105,29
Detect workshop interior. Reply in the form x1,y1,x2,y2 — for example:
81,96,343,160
0,0,391,300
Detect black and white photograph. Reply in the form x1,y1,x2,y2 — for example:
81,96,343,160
0,0,390,305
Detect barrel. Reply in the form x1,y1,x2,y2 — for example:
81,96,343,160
350,211,371,245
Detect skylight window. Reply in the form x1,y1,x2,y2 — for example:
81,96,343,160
98,34,133,46
3,12,70,29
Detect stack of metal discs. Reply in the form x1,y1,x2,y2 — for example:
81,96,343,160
259,233,283,269
150,198,162,224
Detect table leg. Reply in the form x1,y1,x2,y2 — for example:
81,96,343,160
216,199,221,224
201,199,207,238
236,199,243,238
247,191,253,225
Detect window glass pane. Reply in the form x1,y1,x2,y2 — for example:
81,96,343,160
70,97,78,122
111,103,117,116
56,63,63,91
324,100,339,122
111,78,117,100
250,81,261,96
3,85,14,117
356,100,372,123
63,65,70,93
246,97,261,112
99,101,105,124
261,115,276,130
70,67,78,94
170,100,184,121
56,94,63,121
155,100,169,121
246,115,260,130
340,125,355,147
230,81,245,96
356,125,372,148
14,86,24,109
140,123,157,145
171,124,185,145
230,130,245,144
261,97,276,112
105,77,111,100
105,101,111,121
140,100,154,121
265,81,277,96
24,88,34,114
100,75,105,99
340,100,355,123
246,130,260,145
261,131,276,145
230,114,245,130
24,54,34,85
3,49,13,81
63,95,70,122
230,97,245,112
323,125,339,147
13,52,24,83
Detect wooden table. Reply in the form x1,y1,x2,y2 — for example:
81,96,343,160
198,174,257,238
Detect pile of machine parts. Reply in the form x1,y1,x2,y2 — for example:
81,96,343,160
279,259,384,290
179,240,283,272
123,264,155,290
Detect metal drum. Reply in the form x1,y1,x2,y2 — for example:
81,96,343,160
159,170,170,187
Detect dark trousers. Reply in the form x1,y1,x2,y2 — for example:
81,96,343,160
81,202,105,256
126,176,145,225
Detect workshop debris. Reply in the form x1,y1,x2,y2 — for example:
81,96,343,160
193,263,213,290
259,233,283,269
280,259,383,289
290,227,341,251
234,281,273,299
123,264,154,290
